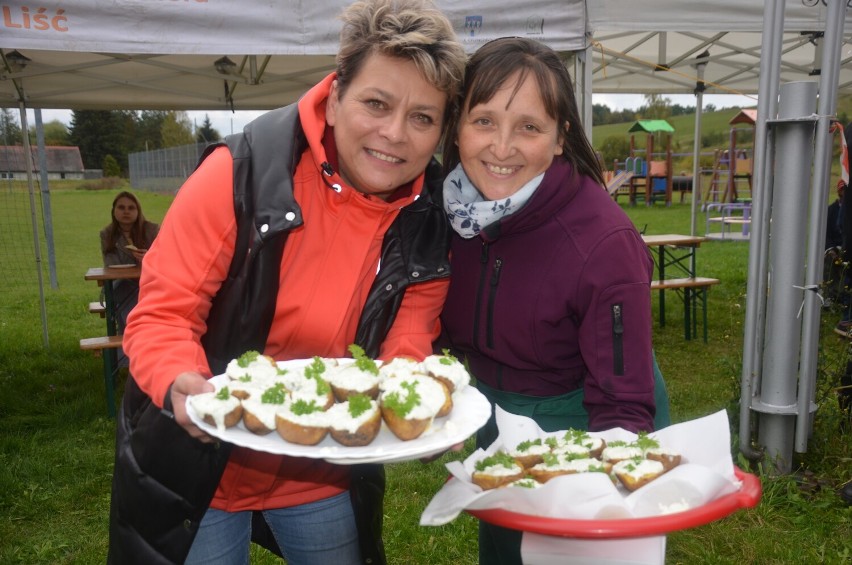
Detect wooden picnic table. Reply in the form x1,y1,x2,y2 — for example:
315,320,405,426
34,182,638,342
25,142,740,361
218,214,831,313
84,265,141,417
642,234,717,341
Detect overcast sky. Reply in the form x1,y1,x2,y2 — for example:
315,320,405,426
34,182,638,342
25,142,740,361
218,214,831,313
26,93,757,140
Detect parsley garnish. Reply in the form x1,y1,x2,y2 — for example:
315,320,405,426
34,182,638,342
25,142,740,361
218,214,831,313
260,383,286,404
438,348,458,365
635,431,660,450
516,439,542,453
290,399,321,416
215,387,230,400
348,344,379,375
382,380,421,418
474,451,517,472
347,394,372,418
237,350,261,368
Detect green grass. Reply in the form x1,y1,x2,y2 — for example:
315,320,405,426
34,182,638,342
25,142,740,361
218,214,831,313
1,184,851,564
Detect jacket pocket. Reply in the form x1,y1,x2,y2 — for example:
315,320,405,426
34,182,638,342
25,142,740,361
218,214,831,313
611,303,624,376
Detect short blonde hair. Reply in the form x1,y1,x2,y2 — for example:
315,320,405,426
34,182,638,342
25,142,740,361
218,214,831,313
336,0,466,121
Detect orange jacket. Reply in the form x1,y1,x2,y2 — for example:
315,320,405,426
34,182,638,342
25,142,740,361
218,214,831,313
124,74,449,510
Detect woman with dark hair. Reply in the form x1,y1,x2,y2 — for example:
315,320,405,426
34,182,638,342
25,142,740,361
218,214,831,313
99,191,159,352
438,37,666,564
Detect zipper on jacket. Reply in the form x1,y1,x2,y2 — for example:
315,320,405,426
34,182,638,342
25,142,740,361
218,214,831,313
486,258,503,348
472,243,490,349
611,303,625,376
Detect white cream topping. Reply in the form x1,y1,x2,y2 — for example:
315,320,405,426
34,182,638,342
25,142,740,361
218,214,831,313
509,441,551,458
602,445,644,462
227,379,270,400
276,400,329,427
419,355,470,391
225,355,279,382
577,436,604,451
189,391,241,432
326,399,380,433
613,458,665,479
551,443,591,457
507,477,542,489
475,461,524,477
378,357,421,384
562,457,609,473
380,375,446,420
325,363,381,392
240,398,281,430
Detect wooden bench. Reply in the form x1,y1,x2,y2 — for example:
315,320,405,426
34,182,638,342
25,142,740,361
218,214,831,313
80,335,124,417
650,277,720,342
88,301,106,318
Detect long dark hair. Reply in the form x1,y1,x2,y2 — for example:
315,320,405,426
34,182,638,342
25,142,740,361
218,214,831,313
104,191,151,253
443,37,604,186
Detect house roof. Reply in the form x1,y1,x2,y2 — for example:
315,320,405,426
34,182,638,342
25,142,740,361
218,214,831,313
729,109,758,126
0,146,84,172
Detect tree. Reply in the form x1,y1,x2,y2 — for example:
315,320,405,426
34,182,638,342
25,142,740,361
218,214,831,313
161,111,194,147
29,119,71,146
0,108,23,144
102,154,121,177
70,110,135,174
640,94,672,120
599,135,632,169
196,114,221,143
135,110,169,152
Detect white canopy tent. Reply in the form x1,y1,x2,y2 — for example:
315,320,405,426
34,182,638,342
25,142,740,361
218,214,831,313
2,1,851,110
2,0,851,472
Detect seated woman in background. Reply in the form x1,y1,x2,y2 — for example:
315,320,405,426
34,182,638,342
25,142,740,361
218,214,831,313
437,37,667,564
99,191,159,347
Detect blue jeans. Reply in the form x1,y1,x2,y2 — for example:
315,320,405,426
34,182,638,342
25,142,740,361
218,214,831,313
184,492,360,565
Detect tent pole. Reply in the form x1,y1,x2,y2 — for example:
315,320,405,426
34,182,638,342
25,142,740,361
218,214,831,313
34,109,59,290
739,0,784,462
690,54,708,238
18,102,50,348
690,95,702,238
795,0,848,453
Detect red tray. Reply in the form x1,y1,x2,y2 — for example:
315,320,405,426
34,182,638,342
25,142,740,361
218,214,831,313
467,467,761,539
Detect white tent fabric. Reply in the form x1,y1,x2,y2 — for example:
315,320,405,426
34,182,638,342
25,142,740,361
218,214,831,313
587,0,852,96
2,1,851,111
0,0,586,110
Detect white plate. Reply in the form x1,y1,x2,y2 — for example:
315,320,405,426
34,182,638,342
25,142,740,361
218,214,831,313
186,361,491,465
109,263,136,269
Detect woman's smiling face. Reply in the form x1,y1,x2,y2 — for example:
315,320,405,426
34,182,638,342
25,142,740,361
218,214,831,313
325,53,447,200
457,71,563,201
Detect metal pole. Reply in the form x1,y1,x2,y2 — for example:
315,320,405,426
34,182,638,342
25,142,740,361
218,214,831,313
18,103,49,348
757,81,818,475
739,0,784,461
34,109,58,289
795,0,848,452
690,57,707,239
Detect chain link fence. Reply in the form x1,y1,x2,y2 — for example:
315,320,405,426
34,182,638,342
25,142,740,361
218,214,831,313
129,142,212,193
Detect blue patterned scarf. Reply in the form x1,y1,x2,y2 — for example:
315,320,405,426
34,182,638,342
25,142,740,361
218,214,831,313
442,164,543,239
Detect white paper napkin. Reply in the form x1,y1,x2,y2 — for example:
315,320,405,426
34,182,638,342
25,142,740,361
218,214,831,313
420,408,739,526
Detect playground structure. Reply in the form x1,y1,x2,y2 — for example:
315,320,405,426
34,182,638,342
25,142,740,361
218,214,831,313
607,120,676,206
704,109,756,240
604,109,758,240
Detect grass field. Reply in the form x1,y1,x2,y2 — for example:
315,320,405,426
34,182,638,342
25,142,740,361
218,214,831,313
1,182,851,564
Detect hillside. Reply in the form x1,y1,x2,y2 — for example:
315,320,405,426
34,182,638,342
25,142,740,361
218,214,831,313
592,94,852,176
